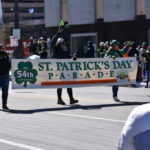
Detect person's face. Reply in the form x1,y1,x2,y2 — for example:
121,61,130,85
61,41,65,45
114,45,119,50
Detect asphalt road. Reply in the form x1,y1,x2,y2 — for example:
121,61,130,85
0,83,149,150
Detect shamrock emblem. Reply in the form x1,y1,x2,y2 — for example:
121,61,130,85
14,61,38,87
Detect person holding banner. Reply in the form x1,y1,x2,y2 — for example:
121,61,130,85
0,45,11,110
104,40,130,102
50,20,78,105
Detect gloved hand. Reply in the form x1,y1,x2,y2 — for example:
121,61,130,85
112,56,116,60
72,53,77,61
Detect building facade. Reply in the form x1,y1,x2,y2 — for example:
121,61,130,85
1,0,44,26
1,0,150,55
44,0,150,53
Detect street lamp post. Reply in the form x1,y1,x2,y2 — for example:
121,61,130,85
14,0,19,28
13,0,22,58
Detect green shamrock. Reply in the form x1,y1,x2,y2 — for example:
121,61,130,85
14,62,38,87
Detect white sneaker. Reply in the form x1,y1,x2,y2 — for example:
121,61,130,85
113,97,120,102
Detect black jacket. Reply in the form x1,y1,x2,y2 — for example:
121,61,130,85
50,33,70,59
142,52,150,71
0,51,11,75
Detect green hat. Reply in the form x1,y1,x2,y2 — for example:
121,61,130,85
110,40,119,46
142,42,146,46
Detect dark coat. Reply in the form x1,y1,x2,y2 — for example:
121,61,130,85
0,51,11,75
51,34,70,59
142,52,150,71
85,41,95,58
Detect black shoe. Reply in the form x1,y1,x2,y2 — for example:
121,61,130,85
70,99,78,104
57,99,66,105
113,97,120,102
2,105,9,110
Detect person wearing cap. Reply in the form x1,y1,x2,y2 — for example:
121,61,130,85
28,54,40,60
104,40,128,102
96,42,106,58
85,40,95,58
37,37,47,55
128,42,138,57
0,45,11,110
50,26,78,105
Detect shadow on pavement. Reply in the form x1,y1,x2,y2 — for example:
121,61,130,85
3,101,148,114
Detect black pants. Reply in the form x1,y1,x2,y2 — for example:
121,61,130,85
0,75,9,106
112,85,119,97
57,88,74,100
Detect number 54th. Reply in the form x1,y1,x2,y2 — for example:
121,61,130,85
16,71,34,78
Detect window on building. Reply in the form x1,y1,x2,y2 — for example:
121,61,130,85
71,33,97,57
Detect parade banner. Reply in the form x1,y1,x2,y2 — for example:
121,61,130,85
12,58,138,89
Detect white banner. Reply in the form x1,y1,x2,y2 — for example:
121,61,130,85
12,58,138,89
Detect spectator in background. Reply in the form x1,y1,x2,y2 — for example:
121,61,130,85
37,37,47,55
96,42,106,58
104,41,109,52
76,46,85,58
139,42,147,79
118,103,150,150
135,44,143,82
142,46,150,88
28,54,40,59
0,45,11,110
128,42,139,57
122,41,132,57
28,38,38,55
40,51,48,59
85,40,95,58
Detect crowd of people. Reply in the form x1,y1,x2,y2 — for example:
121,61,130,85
28,36,48,59
96,40,150,88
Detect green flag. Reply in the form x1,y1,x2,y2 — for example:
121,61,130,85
59,20,65,26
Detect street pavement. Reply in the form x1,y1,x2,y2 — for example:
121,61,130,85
0,82,150,150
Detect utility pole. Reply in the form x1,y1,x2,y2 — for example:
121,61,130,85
14,0,19,28
13,0,22,58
